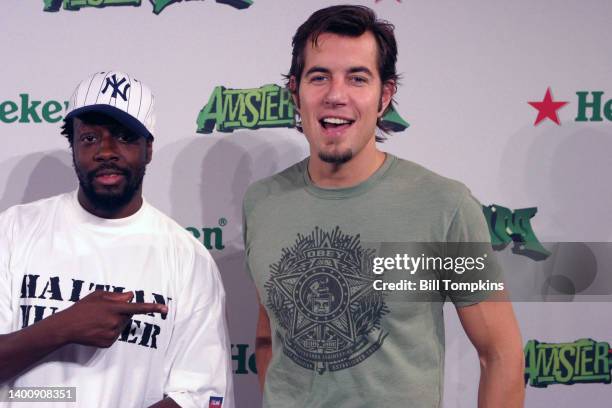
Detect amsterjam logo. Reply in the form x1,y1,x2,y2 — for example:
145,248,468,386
528,87,612,126
482,204,550,261
525,338,612,387
196,84,409,134
43,0,253,15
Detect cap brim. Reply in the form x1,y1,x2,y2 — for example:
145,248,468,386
64,105,153,140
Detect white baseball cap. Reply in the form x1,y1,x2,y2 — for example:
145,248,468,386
65,71,156,139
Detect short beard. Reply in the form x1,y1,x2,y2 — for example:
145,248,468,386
319,150,353,165
74,160,145,213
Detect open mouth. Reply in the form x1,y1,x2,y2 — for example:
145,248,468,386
319,117,354,130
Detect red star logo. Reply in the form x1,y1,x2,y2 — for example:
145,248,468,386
528,88,569,126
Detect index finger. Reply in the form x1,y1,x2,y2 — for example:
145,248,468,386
114,302,168,315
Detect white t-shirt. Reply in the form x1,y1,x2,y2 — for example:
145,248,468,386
0,192,234,408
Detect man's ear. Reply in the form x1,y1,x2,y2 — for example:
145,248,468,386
378,80,396,116
289,76,300,110
146,137,153,164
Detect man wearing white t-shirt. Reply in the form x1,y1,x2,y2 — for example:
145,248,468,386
0,71,234,408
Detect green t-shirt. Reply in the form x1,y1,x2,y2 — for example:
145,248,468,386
243,154,500,408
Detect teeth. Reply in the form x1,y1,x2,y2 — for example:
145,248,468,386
322,117,351,125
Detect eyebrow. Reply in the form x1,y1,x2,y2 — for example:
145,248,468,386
347,66,374,77
304,66,330,77
304,66,375,77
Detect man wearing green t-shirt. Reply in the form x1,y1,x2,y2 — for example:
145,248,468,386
242,5,524,407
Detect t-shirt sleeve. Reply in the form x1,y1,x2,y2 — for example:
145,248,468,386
0,209,14,335
442,190,504,307
163,248,234,408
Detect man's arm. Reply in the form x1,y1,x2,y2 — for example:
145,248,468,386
0,291,167,383
255,298,272,391
456,297,524,408
0,311,68,382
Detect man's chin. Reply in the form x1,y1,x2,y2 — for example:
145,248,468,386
81,184,135,210
92,183,126,195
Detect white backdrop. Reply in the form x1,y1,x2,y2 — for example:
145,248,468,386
2,1,612,407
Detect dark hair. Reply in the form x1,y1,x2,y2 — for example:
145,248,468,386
61,117,75,146
287,5,399,141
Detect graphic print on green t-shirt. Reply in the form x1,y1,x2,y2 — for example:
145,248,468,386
265,226,389,374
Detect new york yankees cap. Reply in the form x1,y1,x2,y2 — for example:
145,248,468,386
65,71,155,139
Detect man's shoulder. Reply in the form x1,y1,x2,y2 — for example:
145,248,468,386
144,202,213,259
0,193,70,231
143,204,220,296
388,155,470,205
1,192,68,215
243,158,307,215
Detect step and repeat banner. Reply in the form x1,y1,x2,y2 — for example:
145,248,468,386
2,1,612,407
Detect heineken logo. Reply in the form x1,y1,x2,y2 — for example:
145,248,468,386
232,343,257,375
0,95,68,124
43,0,253,14
196,84,409,134
185,218,227,250
525,338,612,387
528,87,612,126
482,204,549,260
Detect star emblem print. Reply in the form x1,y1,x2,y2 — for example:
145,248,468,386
265,227,389,374
528,88,569,125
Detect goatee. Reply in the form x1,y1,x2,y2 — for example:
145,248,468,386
319,150,353,165
74,160,145,212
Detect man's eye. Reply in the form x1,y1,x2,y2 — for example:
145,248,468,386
309,75,328,83
80,134,97,143
117,133,137,143
350,76,368,85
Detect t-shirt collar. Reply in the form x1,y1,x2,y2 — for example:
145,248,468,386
302,153,397,199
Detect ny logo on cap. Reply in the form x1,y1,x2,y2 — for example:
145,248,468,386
101,74,131,101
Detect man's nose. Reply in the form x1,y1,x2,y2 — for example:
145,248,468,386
94,133,119,161
323,78,348,107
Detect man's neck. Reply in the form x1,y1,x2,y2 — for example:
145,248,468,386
308,148,386,189
77,189,143,219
